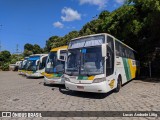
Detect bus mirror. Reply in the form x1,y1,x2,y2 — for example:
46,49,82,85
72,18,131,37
57,49,66,61
40,57,43,63
102,43,107,57
36,60,40,66
40,55,47,63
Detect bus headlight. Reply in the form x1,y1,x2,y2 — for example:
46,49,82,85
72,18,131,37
93,77,106,83
64,77,70,82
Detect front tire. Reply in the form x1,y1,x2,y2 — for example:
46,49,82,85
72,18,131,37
43,82,47,86
115,76,122,93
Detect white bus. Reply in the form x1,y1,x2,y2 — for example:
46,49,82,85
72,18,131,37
18,57,29,75
64,33,140,93
25,54,48,78
44,46,67,85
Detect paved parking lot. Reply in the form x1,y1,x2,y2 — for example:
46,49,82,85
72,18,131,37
0,71,160,120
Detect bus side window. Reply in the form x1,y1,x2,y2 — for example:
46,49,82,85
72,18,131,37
122,45,125,57
106,36,114,76
115,40,120,56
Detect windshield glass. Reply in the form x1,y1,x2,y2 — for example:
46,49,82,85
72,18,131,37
66,46,104,76
21,60,28,70
26,60,37,71
66,49,80,75
45,52,65,73
18,61,23,70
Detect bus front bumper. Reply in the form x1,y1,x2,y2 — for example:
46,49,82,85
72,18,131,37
65,81,111,93
44,77,65,85
26,72,43,78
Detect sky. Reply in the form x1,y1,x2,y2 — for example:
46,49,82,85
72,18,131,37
0,0,124,53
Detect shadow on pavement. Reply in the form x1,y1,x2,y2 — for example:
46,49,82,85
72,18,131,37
136,77,160,83
26,76,44,79
58,87,114,99
44,84,66,89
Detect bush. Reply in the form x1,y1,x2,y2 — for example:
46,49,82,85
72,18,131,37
10,58,17,64
1,62,10,71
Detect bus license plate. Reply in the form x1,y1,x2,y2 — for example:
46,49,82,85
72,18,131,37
77,86,84,89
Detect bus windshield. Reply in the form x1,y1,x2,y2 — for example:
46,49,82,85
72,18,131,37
66,46,104,76
18,61,23,70
45,52,65,73
22,60,28,70
19,60,27,70
26,60,37,71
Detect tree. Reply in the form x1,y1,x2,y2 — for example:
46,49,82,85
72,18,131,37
10,54,23,64
44,31,79,51
0,50,11,70
23,43,43,56
44,36,59,52
33,44,43,54
0,50,11,62
63,31,79,45
23,49,33,57
98,10,110,20
24,43,33,51
42,1,160,76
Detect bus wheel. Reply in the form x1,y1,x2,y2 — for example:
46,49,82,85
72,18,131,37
115,76,122,93
43,82,47,86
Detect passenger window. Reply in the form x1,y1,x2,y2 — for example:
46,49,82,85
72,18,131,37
115,41,120,56
106,36,114,76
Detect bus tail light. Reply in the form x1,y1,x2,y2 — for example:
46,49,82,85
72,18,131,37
93,77,106,83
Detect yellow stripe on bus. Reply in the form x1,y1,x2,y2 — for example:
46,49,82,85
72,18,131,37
128,59,137,79
88,76,95,80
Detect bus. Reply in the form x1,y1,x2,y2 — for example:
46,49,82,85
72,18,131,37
18,57,29,75
64,33,140,93
44,46,68,85
25,54,48,78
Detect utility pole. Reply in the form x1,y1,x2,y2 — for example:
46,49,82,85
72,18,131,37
16,44,19,54
0,24,2,52
0,40,1,52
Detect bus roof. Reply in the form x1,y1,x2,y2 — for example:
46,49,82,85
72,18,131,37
70,33,136,52
50,46,68,52
29,54,48,57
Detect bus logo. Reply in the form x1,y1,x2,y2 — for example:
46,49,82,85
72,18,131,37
2,112,11,117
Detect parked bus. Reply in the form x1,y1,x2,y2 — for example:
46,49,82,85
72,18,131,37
64,33,140,93
25,54,48,78
18,57,29,75
44,46,68,85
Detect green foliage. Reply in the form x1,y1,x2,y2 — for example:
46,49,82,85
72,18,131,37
33,44,43,54
23,43,43,57
44,36,59,52
10,54,23,64
63,31,79,45
1,62,9,71
44,31,79,52
98,10,110,20
24,0,160,76
23,49,33,57
0,50,11,62
24,43,33,51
